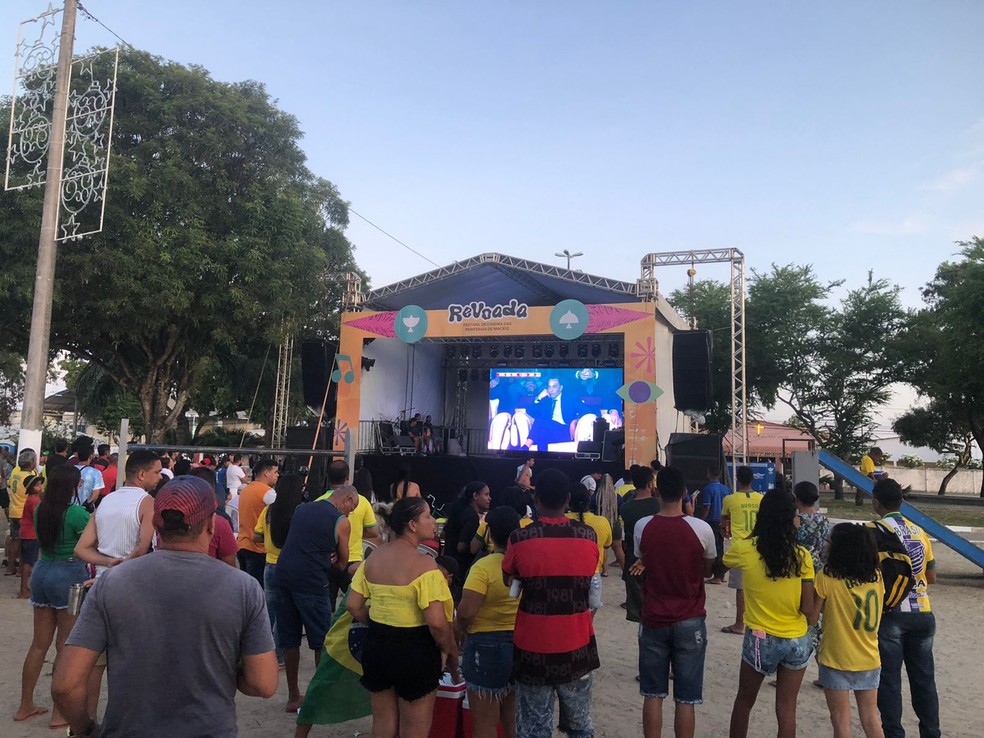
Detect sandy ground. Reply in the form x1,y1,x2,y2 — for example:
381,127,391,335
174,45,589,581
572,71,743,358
2,545,982,738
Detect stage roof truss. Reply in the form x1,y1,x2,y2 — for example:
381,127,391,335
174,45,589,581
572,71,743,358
640,248,748,476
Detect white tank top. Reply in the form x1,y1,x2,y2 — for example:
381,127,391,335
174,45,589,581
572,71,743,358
95,485,149,577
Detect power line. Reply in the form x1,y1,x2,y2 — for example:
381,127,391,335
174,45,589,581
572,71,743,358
348,207,440,268
77,1,134,48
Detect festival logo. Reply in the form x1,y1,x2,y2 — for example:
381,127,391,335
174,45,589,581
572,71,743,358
447,299,529,323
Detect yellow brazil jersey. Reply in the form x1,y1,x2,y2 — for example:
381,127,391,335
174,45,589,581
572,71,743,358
722,537,814,638
815,570,884,671
350,563,453,627
317,491,377,564
879,514,935,613
722,491,763,539
8,466,39,518
474,516,532,553
462,552,519,633
566,512,613,573
860,455,876,477
615,482,635,498
254,507,281,565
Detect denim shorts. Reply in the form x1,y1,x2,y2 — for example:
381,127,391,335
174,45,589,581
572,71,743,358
639,617,707,703
741,628,813,676
818,665,880,691
462,630,514,696
29,559,88,609
275,588,331,650
21,539,39,566
515,674,593,738
588,572,602,611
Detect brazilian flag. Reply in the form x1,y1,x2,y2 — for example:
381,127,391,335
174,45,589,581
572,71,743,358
296,589,372,725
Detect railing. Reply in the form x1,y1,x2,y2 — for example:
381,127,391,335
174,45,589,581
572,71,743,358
357,420,492,456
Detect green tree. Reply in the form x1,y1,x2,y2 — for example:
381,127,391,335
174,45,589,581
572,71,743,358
892,403,974,495
0,352,24,427
0,50,361,441
901,238,984,496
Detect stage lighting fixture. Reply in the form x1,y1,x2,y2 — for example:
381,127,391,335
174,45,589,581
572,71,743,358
361,357,376,372
458,369,468,382
503,345,512,358
489,344,499,358
545,345,554,358
608,342,620,359
472,345,482,359
577,343,588,359
591,343,601,358
447,345,456,359
515,345,525,359
532,345,543,359
559,344,569,358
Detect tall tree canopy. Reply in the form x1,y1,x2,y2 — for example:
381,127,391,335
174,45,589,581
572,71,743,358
0,50,362,441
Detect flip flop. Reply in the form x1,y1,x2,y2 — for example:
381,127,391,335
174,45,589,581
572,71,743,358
721,625,744,635
48,721,69,729
13,706,48,721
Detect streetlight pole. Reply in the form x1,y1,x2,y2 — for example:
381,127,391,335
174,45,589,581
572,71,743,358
17,0,77,457
554,249,584,270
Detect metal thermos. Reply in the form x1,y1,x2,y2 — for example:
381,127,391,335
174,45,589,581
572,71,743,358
67,583,87,615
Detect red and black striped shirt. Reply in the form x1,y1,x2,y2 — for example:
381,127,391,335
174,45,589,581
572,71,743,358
502,516,600,685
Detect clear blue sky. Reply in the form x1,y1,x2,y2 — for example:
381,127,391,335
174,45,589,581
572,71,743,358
4,1,983,456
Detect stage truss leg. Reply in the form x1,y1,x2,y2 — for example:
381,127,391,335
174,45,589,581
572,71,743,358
271,335,294,449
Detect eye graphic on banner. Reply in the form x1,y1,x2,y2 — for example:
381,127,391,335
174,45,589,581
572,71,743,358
617,380,664,404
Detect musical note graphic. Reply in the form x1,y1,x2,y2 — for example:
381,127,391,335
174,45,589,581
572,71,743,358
331,354,355,384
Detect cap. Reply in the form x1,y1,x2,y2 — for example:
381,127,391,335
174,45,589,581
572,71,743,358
153,475,217,531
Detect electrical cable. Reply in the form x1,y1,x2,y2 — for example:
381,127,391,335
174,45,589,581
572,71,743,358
348,207,441,268
77,2,134,48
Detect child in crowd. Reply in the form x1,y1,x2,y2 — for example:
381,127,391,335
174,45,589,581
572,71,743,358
812,523,886,738
17,476,45,599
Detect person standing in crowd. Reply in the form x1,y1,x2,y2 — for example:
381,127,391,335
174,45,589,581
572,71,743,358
619,466,660,622
15,465,88,727
347,497,457,738
45,441,68,473
159,455,174,480
567,482,612,614
594,473,625,577
872,479,940,738
579,471,602,497
724,489,816,738
516,457,535,490
276,485,359,713
91,445,112,473
794,481,830,573
445,481,491,584
390,463,421,501
811,523,886,738
254,473,306,670
353,454,374,501
456,506,522,738
631,465,716,738
74,445,105,509
698,464,730,585
52,475,278,737
99,452,118,496
721,466,764,635
503,468,600,738
5,448,39,578
237,459,279,586
16,475,44,599
188,466,238,565
226,453,247,497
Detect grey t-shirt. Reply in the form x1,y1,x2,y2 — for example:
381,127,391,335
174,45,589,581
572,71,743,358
67,549,274,737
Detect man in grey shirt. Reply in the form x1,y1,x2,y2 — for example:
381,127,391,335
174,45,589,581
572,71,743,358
53,476,279,737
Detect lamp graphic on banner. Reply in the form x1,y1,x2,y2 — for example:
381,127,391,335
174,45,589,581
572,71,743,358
395,305,428,344
402,315,420,333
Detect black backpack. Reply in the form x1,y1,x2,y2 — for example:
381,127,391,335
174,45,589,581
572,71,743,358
865,520,916,610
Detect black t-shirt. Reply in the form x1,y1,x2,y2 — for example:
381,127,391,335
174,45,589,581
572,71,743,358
619,495,661,565
447,506,481,572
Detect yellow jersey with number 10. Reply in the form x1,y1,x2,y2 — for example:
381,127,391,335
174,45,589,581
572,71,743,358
722,491,763,539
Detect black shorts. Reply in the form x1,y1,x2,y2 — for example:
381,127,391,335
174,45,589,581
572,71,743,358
360,622,442,702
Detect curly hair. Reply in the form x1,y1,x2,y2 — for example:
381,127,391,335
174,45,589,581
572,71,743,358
823,523,879,588
752,489,803,579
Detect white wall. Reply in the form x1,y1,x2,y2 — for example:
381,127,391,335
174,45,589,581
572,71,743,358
360,340,446,424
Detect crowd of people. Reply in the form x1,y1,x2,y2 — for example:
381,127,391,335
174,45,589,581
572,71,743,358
0,437,941,738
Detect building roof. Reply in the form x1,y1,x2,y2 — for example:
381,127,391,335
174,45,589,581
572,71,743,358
723,420,815,457
361,252,689,330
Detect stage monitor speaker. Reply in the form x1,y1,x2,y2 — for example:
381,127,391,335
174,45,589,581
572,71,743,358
602,430,624,463
665,432,725,495
301,340,338,410
672,331,713,411
576,441,601,459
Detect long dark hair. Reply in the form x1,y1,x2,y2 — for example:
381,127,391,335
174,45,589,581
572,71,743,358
752,489,803,579
36,465,81,554
392,464,413,500
380,497,429,537
824,523,879,588
447,480,487,527
569,482,590,523
270,474,305,550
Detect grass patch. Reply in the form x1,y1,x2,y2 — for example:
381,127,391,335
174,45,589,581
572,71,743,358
819,492,984,528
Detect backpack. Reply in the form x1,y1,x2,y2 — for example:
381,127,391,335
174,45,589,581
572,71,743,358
865,520,916,610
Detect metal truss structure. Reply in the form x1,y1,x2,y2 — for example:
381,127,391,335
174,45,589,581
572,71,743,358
270,335,294,449
640,249,748,470
5,5,118,240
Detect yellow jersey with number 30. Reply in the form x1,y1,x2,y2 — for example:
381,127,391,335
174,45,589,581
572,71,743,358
722,491,763,539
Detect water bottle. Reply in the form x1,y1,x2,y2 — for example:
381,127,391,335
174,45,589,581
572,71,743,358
67,583,87,616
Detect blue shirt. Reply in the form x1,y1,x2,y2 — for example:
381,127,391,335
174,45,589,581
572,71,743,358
700,481,730,523
76,465,105,505
274,500,343,595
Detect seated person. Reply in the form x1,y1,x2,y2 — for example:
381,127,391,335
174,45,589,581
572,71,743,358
523,376,585,449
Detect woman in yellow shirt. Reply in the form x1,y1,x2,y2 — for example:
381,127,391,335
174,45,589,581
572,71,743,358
456,507,522,738
811,523,885,738
723,489,817,738
567,482,612,613
347,497,457,738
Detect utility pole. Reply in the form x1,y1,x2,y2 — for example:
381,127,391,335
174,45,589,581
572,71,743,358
17,0,78,457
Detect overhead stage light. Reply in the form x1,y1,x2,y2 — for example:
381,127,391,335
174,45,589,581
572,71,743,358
532,345,543,359
577,343,588,359
447,345,456,358
591,343,601,358
515,345,525,359
609,342,620,359
503,345,512,359
545,345,554,358
559,344,569,358
472,346,482,359
489,345,499,358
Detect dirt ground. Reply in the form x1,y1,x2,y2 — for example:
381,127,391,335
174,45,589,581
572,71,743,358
2,544,982,737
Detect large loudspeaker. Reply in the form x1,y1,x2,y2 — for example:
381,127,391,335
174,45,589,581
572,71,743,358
666,432,725,495
285,425,332,496
301,340,338,410
672,331,713,411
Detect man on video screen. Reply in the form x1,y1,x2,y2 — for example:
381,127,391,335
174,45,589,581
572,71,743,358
525,375,585,448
